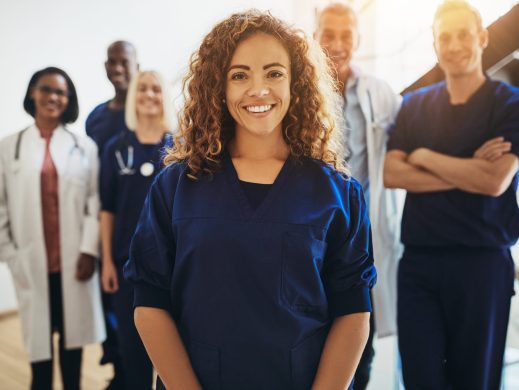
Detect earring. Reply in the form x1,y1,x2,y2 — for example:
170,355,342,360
222,98,226,103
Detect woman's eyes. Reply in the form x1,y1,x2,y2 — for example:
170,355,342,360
230,72,247,81
230,70,285,81
268,70,284,79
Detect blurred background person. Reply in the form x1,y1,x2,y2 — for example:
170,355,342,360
385,1,519,388
100,70,174,390
0,67,105,390
86,40,139,389
314,4,403,389
86,40,139,155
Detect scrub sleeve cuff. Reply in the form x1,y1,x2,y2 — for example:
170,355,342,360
101,205,116,213
133,282,171,311
328,286,372,318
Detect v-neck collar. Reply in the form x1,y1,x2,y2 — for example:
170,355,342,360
223,152,294,220
442,77,491,108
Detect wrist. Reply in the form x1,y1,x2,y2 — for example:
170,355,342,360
409,147,430,168
102,256,114,266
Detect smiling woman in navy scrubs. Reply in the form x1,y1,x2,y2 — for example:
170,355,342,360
100,70,173,389
124,10,376,390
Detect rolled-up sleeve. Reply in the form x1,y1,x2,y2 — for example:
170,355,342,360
324,179,377,318
123,167,178,311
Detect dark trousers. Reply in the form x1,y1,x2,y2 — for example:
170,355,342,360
111,265,153,389
31,272,83,390
398,247,514,390
353,306,375,390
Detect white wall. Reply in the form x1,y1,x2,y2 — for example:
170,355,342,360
364,0,519,92
0,0,313,138
0,0,324,313
1,0,518,311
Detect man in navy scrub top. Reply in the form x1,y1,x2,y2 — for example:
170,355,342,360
384,1,519,389
85,40,139,389
124,10,376,390
86,41,139,155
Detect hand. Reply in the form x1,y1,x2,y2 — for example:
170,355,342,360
102,259,119,293
76,253,96,281
473,137,511,162
408,148,430,167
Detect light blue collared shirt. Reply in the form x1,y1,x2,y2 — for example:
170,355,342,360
343,71,369,208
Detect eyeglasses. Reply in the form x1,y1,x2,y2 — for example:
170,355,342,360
36,85,70,98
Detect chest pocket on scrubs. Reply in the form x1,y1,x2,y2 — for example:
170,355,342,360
281,231,328,313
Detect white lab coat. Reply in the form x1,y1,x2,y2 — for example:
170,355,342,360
0,124,106,362
353,69,405,337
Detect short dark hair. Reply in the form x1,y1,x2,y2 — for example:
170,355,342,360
23,67,79,124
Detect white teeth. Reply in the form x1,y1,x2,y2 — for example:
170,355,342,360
246,105,272,113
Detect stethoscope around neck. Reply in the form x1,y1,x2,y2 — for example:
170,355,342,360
115,131,165,177
115,144,136,175
14,125,83,161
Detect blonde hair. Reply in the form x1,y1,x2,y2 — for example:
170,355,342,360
316,2,358,30
433,0,483,31
125,70,175,131
165,9,346,179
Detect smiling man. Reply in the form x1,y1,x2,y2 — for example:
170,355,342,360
384,1,519,388
86,41,139,155
315,4,404,389
85,40,139,390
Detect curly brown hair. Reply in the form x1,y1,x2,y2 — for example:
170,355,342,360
165,9,346,179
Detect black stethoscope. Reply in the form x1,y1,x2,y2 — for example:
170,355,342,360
14,126,84,161
115,131,168,177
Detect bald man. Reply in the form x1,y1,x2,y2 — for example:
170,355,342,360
86,40,139,155
86,40,139,390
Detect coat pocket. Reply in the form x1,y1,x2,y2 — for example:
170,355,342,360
281,232,328,314
7,245,32,292
188,340,221,390
290,326,328,390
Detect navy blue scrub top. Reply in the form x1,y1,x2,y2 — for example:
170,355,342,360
388,79,519,248
124,154,376,389
100,131,170,265
86,101,130,155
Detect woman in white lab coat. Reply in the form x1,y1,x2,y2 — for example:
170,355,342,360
0,67,105,390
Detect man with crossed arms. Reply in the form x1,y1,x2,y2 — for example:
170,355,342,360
384,1,519,388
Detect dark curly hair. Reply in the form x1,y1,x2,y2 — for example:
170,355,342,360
165,9,345,179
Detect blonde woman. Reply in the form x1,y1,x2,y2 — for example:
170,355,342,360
100,70,173,389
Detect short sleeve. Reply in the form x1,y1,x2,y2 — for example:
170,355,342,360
494,88,519,158
123,169,177,311
100,140,118,213
323,179,377,318
387,96,411,153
